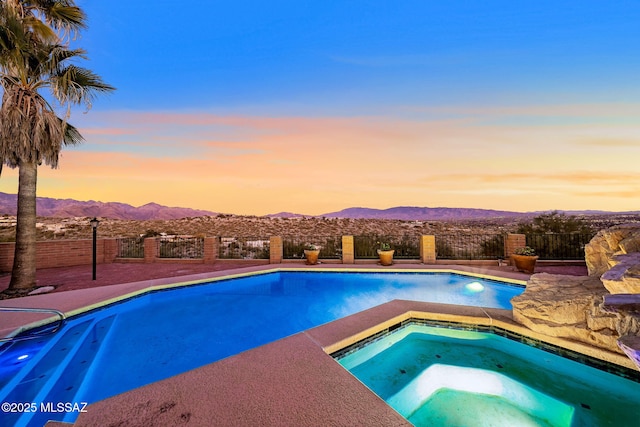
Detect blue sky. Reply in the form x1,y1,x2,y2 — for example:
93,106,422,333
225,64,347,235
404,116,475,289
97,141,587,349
2,0,640,215
78,1,640,112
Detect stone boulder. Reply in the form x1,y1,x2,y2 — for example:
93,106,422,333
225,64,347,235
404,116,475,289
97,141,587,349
585,224,640,277
585,224,640,294
511,273,639,353
600,253,640,294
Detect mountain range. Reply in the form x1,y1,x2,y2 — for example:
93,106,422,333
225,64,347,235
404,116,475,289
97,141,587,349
0,192,217,220
0,192,636,221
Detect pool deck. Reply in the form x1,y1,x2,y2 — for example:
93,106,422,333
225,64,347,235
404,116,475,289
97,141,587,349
6,262,631,427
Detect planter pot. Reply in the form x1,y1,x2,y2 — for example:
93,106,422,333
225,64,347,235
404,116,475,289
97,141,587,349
304,249,320,265
511,254,538,274
377,249,395,266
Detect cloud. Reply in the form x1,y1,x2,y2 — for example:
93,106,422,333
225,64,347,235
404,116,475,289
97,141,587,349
9,103,636,215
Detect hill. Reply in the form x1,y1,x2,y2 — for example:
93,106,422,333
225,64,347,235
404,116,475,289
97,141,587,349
320,206,526,220
1,192,638,221
0,192,217,220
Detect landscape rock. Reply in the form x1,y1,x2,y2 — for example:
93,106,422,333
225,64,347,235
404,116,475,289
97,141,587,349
511,273,639,353
601,253,640,294
585,224,640,277
602,294,640,316
27,285,56,295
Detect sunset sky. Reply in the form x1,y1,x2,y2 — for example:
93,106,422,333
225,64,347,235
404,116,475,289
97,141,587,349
1,1,639,215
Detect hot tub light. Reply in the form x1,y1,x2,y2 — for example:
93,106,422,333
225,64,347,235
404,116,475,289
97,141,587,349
465,281,485,292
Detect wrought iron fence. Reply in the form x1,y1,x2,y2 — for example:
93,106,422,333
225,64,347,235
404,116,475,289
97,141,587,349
525,233,596,260
282,236,342,259
158,236,204,259
435,234,505,260
116,237,144,258
217,237,270,259
353,235,420,259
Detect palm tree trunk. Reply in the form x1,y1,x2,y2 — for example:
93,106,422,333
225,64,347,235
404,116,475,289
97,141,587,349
8,161,38,291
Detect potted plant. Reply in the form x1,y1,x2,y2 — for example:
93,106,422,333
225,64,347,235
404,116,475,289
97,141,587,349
511,246,538,273
304,244,320,265
377,241,395,266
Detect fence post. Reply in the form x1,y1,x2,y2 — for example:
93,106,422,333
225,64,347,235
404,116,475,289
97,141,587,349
144,237,157,263
419,235,436,264
342,235,354,264
505,234,526,264
204,237,218,264
270,236,283,264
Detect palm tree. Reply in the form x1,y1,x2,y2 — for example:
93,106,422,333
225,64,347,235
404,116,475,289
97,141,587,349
0,1,114,294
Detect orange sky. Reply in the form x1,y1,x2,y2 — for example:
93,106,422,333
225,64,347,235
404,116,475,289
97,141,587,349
3,3,640,216
1,104,638,215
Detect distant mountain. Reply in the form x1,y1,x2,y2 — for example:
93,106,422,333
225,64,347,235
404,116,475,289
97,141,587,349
0,192,217,220
1,192,637,221
319,206,527,220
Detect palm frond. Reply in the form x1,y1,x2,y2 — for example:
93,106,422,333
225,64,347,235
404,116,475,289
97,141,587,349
51,64,115,107
46,45,86,71
62,120,83,146
0,0,113,171
23,15,59,43
47,2,87,31
25,1,87,36
0,84,67,169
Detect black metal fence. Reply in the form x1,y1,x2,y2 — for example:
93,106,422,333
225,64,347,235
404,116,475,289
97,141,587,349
526,233,595,260
217,237,270,259
116,237,144,258
435,234,505,260
158,236,204,259
114,233,594,262
282,236,342,260
353,235,420,259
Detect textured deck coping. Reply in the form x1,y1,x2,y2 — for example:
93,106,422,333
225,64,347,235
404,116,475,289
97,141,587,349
4,265,626,426
71,301,636,426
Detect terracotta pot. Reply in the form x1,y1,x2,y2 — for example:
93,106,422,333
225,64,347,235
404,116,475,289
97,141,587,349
304,249,320,265
377,249,395,266
511,254,538,274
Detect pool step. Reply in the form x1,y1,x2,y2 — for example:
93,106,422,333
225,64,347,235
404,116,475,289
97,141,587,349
0,315,116,427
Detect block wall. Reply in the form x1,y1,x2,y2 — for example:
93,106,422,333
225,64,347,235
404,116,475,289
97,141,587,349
0,239,113,272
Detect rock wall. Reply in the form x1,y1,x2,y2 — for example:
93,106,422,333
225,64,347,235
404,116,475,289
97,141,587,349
513,224,640,365
511,273,639,352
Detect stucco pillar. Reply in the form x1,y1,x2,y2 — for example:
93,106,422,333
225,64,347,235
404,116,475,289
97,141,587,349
144,237,157,263
506,234,526,263
204,237,218,264
419,235,436,264
342,236,354,264
270,236,283,264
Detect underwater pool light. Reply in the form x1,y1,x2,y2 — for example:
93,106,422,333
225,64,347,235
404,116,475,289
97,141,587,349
465,281,485,292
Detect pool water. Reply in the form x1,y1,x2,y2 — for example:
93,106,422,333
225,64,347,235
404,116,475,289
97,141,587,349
0,271,522,426
337,323,640,427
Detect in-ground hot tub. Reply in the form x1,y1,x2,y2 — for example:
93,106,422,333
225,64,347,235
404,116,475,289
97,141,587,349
335,321,640,427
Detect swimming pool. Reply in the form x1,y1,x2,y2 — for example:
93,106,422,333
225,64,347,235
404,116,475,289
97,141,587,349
0,270,523,426
336,321,640,427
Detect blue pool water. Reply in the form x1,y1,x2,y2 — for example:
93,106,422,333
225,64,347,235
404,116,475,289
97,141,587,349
337,322,640,427
0,271,522,426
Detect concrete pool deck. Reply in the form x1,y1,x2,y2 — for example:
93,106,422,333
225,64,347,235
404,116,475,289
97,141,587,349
6,262,627,427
